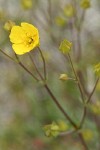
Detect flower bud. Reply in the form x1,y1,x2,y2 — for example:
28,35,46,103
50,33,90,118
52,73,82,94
4,20,15,31
43,122,60,137
21,0,33,10
59,39,72,54
59,74,68,81
55,16,66,27
43,121,68,137
64,4,75,18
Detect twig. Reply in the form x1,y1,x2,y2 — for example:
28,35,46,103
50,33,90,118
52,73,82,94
28,52,44,81
44,84,78,129
0,48,89,149
59,129,76,136
47,0,52,25
79,78,99,128
0,49,17,62
78,133,89,150
79,106,87,128
87,78,99,104
0,49,39,81
67,53,85,102
38,47,47,80
14,53,39,82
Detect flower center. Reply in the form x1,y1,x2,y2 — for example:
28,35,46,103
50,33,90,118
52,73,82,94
25,37,34,47
28,37,34,44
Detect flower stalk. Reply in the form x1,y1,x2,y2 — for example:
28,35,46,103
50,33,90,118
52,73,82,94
67,53,85,102
38,47,47,81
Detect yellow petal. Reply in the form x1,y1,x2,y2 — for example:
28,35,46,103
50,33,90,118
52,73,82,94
21,22,39,36
9,22,40,55
9,26,26,44
12,41,38,55
12,43,30,55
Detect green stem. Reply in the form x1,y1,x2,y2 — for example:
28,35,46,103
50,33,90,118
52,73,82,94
44,84,78,129
48,0,52,25
79,106,87,128
79,78,99,128
28,52,44,81
0,49,17,62
14,53,39,82
29,51,78,128
78,133,89,150
87,78,99,104
38,47,47,80
68,53,85,102
0,48,88,149
0,49,39,81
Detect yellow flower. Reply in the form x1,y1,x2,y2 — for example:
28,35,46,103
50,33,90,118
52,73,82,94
64,4,75,18
80,0,91,9
21,0,33,10
9,22,39,55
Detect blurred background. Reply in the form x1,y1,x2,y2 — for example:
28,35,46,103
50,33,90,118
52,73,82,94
0,0,100,149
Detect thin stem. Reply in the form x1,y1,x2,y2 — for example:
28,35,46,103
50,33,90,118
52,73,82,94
17,52,78,129
60,129,89,150
44,84,78,129
1,48,88,149
15,53,39,82
79,78,99,128
67,53,85,102
0,49,39,81
38,47,47,80
79,106,87,128
68,77,77,81
29,49,79,129
47,0,52,25
28,52,44,81
45,84,88,149
1,48,77,128
78,133,89,150
59,129,76,136
0,49,17,62
80,10,86,28
93,115,100,150
69,19,77,57
87,78,99,104
75,11,85,62
76,30,82,62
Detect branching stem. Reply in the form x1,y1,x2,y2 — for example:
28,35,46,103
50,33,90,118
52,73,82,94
38,47,47,80
28,52,44,81
67,53,85,102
